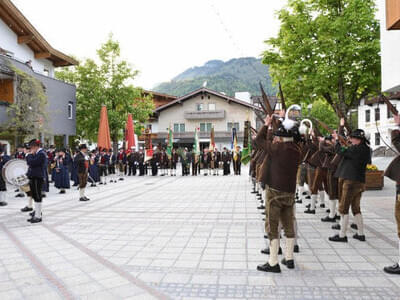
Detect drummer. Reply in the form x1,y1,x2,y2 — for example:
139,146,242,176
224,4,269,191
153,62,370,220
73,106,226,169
0,145,11,206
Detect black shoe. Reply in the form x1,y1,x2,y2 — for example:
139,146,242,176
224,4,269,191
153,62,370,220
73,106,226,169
296,199,303,204
261,212,266,215
351,223,358,230
257,205,265,210
15,193,25,198
21,206,33,212
99,182,103,185
261,247,282,255
264,234,268,239
281,258,295,269
320,204,325,208
384,263,400,275
353,233,366,241
262,218,265,221
59,190,66,194
73,183,79,187
251,190,257,194
0,201,8,206
257,262,281,273
304,208,315,214
306,204,311,208
326,209,330,213
14,189,19,193
28,217,42,223
302,192,307,196
84,196,90,201
79,197,89,201
42,194,46,198
91,183,96,187
335,215,340,220
332,224,341,230
294,245,300,253
321,216,336,223
29,211,35,217
305,196,311,200
119,178,124,181
329,234,348,242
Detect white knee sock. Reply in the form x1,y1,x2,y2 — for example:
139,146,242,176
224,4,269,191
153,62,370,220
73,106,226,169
398,240,400,266
286,238,295,260
311,194,317,210
339,214,349,238
299,186,304,199
79,188,85,198
328,199,336,218
268,239,280,266
28,197,33,208
319,191,325,205
35,202,42,218
354,213,364,235
0,191,5,202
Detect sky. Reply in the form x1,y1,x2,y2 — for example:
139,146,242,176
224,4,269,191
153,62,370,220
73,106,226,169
12,0,285,89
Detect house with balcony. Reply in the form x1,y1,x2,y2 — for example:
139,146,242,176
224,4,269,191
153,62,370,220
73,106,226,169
358,0,400,151
0,0,77,151
148,87,261,150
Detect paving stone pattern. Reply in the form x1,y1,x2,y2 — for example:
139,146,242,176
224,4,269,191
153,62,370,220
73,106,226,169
0,165,400,299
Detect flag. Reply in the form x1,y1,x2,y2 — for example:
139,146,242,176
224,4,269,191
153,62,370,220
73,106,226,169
193,127,200,163
210,126,215,151
241,121,252,165
166,125,173,159
232,128,238,161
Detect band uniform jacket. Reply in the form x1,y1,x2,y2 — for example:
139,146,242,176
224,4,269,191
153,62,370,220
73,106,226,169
385,129,400,183
334,142,372,183
26,149,47,179
74,152,89,175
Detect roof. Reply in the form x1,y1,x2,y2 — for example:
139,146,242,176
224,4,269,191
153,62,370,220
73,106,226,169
154,87,263,113
0,0,78,67
364,92,400,105
142,90,177,100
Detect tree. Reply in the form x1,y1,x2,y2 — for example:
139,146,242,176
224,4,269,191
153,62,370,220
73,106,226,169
303,99,339,135
3,65,48,144
263,0,381,130
56,35,154,150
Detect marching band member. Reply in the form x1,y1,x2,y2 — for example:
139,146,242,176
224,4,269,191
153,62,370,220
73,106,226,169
0,145,10,207
99,149,108,185
53,148,70,194
384,114,400,274
116,148,126,181
329,129,371,243
170,148,178,176
257,115,301,273
221,147,231,176
232,146,242,175
88,150,100,187
26,139,47,223
138,148,145,176
74,144,90,202
201,148,211,176
108,149,117,183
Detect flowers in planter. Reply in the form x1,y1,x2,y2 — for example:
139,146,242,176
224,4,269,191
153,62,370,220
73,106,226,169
366,164,378,171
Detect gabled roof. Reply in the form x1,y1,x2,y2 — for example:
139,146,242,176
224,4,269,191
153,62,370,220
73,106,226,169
0,0,78,67
142,90,177,100
154,87,262,113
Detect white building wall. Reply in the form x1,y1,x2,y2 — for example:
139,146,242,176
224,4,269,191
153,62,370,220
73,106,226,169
0,18,55,77
378,0,400,92
358,98,399,150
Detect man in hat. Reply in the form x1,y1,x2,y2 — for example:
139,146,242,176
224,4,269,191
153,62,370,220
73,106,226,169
26,139,47,223
108,149,117,183
257,116,301,273
233,145,242,175
384,114,400,274
138,148,145,176
0,145,10,206
74,144,90,202
116,148,126,181
54,148,70,194
329,129,371,243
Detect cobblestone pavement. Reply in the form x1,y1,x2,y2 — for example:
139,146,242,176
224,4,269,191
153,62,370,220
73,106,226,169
1,161,400,299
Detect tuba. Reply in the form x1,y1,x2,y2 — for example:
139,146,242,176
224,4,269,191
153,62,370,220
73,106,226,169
2,159,30,192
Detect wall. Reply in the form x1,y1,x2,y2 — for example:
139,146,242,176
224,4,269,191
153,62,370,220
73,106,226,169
379,0,400,92
0,18,55,78
358,98,399,149
157,94,256,134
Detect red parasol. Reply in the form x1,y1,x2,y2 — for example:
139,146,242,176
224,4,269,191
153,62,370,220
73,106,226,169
125,113,135,151
97,105,111,150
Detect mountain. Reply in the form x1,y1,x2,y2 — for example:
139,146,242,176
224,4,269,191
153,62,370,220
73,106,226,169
153,57,276,97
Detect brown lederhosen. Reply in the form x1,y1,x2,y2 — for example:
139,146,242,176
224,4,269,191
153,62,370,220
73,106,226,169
326,169,339,200
78,171,88,189
118,162,125,173
266,186,295,240
297,163,308,186
395,184,400,238
338,178,365,215
310,167,327,195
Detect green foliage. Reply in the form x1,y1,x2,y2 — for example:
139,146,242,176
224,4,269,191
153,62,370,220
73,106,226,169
154,58,276,97
303,99,339,135
4,66,48,141
263,0,381,130
56,34,154,147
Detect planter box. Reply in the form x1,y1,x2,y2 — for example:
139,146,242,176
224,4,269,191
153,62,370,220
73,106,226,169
365,170,384,190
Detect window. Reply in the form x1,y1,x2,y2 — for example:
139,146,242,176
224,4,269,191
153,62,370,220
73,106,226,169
196,103,203,111
208,103,216,111
173,123,185,133
68,102,73,119
43,68,49,76
227,122,240,132
375,132,380,146
200,123,212,132
365,110,370,123
375,108,380,121
388,105,397,119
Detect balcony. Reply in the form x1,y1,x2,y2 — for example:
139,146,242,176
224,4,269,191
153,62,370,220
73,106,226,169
156,131,245,140
184,110,225,120
386,0,400,30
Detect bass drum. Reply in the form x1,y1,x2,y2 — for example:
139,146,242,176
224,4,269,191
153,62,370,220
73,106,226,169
2,159,29,187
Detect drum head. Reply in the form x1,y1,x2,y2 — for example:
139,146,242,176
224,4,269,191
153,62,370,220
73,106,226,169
2,159,28,186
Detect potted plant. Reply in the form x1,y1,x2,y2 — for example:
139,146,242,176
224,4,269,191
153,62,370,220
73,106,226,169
365,164,384,190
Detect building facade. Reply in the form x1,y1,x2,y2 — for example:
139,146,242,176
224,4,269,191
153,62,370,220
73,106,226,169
148,88,260,150
0,0,77,150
